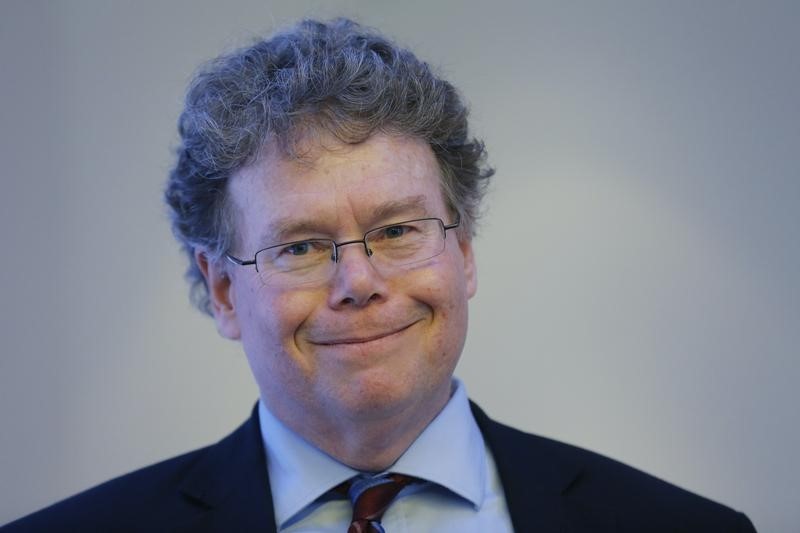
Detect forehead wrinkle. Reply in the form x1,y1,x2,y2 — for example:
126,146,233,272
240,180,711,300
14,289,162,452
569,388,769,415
258,218,328,248
232,151,333,250
234,134,445,251
256,193,437,248
368,194,430,223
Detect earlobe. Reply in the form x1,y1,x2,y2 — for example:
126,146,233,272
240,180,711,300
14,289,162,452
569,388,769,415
459,238,478,299
195,250,241,340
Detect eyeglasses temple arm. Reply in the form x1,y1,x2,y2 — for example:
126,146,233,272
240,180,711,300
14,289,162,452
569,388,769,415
225,253,255,266
443,215,461,231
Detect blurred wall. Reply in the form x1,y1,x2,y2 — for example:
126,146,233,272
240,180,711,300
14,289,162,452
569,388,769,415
1,1,798,531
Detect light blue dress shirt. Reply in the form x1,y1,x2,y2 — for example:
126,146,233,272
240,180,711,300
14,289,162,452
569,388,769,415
258,379,514,532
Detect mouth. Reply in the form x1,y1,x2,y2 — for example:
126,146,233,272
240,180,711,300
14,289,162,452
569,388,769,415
311,322,417,346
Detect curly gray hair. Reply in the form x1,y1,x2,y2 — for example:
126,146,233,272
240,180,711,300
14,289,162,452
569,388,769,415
165,18,493,314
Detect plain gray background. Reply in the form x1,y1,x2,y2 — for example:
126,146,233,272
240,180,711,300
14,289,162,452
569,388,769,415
1,1,798,531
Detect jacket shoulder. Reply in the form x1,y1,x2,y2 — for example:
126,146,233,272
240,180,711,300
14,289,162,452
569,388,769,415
471,402,756,532
2,446,212,532
3,405,272,533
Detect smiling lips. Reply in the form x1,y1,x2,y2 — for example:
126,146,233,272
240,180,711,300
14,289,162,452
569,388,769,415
312,322,417,346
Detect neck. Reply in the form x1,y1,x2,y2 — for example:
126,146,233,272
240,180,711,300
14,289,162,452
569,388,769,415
264,384,453,472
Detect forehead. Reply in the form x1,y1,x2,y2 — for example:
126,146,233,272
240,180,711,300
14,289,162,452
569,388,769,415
228,134,448,244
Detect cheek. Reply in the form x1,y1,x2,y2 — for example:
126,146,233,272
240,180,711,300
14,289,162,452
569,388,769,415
236,283,330,401
437,295,469,360
236,281,318,353
412,263,470,362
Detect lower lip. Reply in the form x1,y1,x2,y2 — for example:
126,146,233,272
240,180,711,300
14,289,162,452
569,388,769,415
316,323,416,352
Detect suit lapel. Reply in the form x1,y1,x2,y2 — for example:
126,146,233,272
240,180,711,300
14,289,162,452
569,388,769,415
175,404,277,533
470,401,616,533
170,400,615,532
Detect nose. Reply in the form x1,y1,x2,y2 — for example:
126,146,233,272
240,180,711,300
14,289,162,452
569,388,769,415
327,242,387,309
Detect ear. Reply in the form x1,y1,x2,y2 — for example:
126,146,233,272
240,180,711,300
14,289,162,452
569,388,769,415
458,237,478,299
195,249,241,340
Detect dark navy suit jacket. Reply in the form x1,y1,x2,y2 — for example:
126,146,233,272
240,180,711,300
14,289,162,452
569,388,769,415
2,402,756,532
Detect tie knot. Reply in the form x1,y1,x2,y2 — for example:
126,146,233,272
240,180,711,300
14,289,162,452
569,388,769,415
338,473,418,533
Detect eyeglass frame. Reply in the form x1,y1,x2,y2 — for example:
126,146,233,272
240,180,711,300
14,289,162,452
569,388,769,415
224,216,461,275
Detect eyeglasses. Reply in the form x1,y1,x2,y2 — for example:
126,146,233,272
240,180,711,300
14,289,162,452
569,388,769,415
225,217,460,286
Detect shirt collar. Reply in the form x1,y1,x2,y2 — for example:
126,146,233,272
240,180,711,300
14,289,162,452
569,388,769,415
258,399,358,529
258,378,487,528
389,379,486,508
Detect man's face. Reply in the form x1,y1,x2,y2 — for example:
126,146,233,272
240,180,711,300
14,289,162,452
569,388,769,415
202,133,477,443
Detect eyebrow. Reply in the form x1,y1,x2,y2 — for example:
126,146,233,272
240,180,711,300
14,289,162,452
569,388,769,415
257,194,431,247
370,195,429,223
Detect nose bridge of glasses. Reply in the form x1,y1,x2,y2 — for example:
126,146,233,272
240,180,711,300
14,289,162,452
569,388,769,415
332,238,373,263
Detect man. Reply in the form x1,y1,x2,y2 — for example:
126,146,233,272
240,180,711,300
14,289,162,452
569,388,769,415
3,18,755,532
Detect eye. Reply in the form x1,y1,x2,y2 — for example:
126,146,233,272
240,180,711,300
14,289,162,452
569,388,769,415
382,225,412,239
281,241,313,256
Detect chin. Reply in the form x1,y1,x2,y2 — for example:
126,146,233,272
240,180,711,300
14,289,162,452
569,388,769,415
327,378,419,419
330,373,448,425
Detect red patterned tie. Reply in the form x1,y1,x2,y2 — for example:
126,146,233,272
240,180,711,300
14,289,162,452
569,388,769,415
340,473,418,533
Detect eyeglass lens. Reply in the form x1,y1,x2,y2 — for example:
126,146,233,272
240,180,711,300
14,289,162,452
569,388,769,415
255,218,448,285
